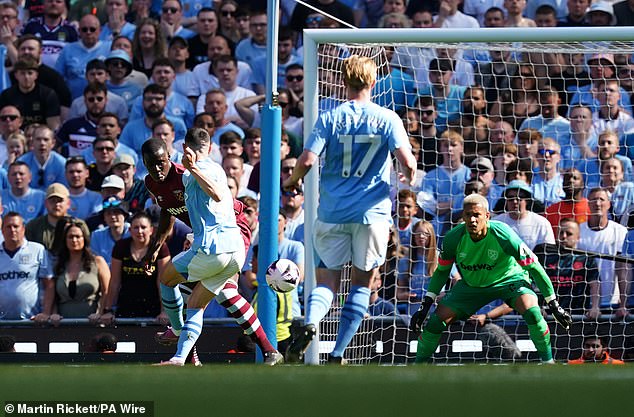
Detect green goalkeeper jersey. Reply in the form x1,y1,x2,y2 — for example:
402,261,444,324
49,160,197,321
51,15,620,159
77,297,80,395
427,220,555,300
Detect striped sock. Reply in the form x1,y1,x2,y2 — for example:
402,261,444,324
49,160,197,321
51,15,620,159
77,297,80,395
305,285,334,326
172,308,204,362
330,286,370,357
160,284,183,334
216,281,275,353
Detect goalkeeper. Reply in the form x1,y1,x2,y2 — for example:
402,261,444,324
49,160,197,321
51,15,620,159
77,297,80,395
410,194,572,363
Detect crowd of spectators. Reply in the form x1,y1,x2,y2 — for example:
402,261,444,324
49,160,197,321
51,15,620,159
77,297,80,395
0,0,630,361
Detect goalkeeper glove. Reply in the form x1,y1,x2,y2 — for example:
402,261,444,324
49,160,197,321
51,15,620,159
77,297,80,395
410,296,434,335
548,299,572,330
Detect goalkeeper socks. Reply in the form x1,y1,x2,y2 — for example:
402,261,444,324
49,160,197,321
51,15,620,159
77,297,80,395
216,280,275,353
305,285,334,326
160,283,184,334
330,285,371,357
523,306,553,362
416,314,446,363
173,308,204,362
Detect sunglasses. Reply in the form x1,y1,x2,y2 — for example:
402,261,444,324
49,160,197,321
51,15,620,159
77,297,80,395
87,96,105,103
103,199,122,209
281,166,294,173
221,10,235,17
0,114,19,121
538,149,558,156
80,27,97,33
95,146,115,152
286,75,303,82
306,16,323,25
162,7,178,14
67,156,86,164
420,109,434,116
282,190,302,197
109,60,127,68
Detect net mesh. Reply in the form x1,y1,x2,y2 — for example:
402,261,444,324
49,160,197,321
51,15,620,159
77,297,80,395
311,38,634,364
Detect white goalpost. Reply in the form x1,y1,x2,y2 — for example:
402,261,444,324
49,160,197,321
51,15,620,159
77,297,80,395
302,27,634,365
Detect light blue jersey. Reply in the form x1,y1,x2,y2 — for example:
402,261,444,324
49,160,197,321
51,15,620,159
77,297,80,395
119,116,187,178
212,123,244,146
413,85,466,132
68,189,103,219
174,71,199,97
54,40,112,99
373,68,417,114
305,100,410,224
609,181,634,221
100,23,136,41
183,156,242,254
235,38,267,70
17,151,67,191
0,240,52,320
576,155,634,189
250,54,302,91
518,115,571,147
569,84,632,116
129,91,195,128
106,80,144,111
560,132,599,169
90,223,131,266
532,173,565,207
181,0,212,17
1,189,46,223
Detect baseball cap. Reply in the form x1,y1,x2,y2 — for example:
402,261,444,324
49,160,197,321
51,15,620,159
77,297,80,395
503,180,532,198
587,1,616,26
113,154,135,167
587,53,617,75
469,157,494,173
101,174,125,190
169,36,188,48
46,183,69,199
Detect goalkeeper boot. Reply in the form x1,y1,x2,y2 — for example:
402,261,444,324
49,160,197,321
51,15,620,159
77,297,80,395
285,323,316,363
155,327,180,346
263,350,284,366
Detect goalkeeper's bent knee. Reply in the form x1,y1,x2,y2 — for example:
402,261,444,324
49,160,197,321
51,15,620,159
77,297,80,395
424,314,447,335
522,306,542,326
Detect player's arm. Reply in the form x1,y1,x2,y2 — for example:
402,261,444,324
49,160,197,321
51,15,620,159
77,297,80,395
143,208,175,266
282,149,318,191
394,146,417,187
410,229,457,333
182,144,223,201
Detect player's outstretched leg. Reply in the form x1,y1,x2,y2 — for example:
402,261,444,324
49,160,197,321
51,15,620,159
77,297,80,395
286,284,334,362
156,284,184,345
156,308,204,366
415,314,447,363
329,285,371,361
216,280,283,365
523,306,554,363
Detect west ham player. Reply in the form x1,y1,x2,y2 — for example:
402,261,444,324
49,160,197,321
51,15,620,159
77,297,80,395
410,194,572,363
141,138,282,365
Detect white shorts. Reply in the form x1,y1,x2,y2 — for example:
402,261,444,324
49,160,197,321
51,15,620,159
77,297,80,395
313,220,390,271
187,247,246,295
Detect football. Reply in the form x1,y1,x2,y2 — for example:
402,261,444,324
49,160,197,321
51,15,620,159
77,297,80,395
266,258,300,293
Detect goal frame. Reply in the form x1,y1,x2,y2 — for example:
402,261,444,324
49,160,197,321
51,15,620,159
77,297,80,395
301,27,634,365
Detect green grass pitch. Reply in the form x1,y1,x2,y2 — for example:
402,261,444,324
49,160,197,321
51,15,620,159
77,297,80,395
1,364,632,417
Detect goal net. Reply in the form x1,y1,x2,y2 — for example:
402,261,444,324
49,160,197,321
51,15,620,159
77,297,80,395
303,27,634,365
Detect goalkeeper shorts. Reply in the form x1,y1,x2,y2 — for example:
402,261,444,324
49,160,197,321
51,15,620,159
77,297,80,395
440,278,536,319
